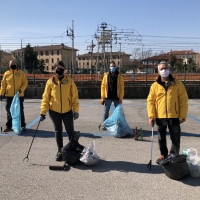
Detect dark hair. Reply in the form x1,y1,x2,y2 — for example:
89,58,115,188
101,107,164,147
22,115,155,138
54,61,65,69
110,61,116,65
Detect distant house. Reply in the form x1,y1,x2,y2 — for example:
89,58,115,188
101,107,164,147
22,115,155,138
12,43,78,73
0,50,12,73
142,50,200,74
77,51,131,72
166,50,200,67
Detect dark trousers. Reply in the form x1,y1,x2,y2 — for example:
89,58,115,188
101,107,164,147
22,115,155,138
49,109,74,151
5,96,26,128
157,124,181,157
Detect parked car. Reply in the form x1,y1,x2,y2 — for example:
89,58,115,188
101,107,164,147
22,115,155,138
137,71,146,74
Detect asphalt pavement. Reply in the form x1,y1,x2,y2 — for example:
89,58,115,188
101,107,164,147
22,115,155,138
0,99,200,200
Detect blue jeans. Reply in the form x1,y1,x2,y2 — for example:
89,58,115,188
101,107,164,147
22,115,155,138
102,99,119,126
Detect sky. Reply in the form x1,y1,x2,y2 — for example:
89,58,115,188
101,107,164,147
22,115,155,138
1,0,200,57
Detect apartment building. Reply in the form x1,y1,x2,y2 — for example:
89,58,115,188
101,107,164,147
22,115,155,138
142,50,200,73
0,50,12,73
143,54,183,73
77,51,131,72
166,50,200,67
12,43,78,73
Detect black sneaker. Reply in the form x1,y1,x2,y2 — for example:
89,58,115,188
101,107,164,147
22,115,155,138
156,155,165,165
55,151,63,161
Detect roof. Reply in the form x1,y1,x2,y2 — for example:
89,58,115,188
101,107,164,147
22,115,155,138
11,43,78,53
143,54,183,61
166,50,198,55
0,50,11,55
77,51,131,57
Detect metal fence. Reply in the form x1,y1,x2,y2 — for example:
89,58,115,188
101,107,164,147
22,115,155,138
1,73,200,88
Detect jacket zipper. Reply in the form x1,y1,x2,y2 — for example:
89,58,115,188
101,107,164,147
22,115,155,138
60,83,62,113
13,71,15,95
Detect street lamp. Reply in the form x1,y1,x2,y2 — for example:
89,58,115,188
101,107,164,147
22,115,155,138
33,61,37,96
183,61,186,85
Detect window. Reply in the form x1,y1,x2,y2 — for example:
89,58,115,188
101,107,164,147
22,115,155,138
57,58,59,62
57,50,59,55
52,58,54,63
52,66,54,70
46,59,49,63
40,51,43,56
46,51,48,56
51,51,53,55
87,62,89,66
47,66,49,70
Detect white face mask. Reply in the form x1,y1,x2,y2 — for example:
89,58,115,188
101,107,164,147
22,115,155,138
160,69,169,78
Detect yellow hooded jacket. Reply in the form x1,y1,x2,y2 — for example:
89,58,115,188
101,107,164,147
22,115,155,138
40,75,79,115
147,76,188,120
0,69,28,97
101,72,124,100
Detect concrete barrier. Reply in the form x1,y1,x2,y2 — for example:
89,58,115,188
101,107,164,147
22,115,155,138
24,86,200,99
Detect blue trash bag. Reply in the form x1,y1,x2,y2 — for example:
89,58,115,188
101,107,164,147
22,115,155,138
10,92,21,134
103,104,133,138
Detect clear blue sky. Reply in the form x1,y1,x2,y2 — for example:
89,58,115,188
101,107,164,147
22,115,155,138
1,0,200,57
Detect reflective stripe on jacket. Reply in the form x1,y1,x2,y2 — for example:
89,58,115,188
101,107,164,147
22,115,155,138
101,72,124,100
40,75,79,115
0,69,28,97
147,76,188,120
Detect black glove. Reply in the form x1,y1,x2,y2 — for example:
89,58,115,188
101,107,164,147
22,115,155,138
73,112,79,120
40,114,46,121
0,95,3,101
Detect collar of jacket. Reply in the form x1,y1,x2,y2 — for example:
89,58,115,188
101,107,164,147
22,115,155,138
156,74,175,84
9,69,18,72
51,75,68,85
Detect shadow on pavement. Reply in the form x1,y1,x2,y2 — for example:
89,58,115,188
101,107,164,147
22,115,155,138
18,130,102,139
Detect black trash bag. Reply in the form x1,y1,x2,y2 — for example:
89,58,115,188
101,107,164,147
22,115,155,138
61,131,85,165
158,154,189,180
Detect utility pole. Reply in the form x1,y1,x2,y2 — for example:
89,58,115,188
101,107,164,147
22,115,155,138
21,39,23,70
119,43,121,72
87,40,96,74
67,20,74,77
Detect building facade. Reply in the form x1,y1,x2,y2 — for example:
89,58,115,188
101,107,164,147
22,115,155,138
77,51,131,72
0,50,12,73
12,43,78,73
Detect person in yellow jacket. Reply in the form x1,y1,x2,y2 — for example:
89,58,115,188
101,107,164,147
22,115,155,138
0,60,28,132
147,61,188,164
100,61,124,131
40,61,79,161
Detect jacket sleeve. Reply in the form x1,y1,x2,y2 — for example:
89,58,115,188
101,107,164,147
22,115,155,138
118,74,124,100
0,73,7,96
71,79,79,113
147,84,156,118
101,73,107,99
178,82,188,120
40,80,51,115
20,72,28,92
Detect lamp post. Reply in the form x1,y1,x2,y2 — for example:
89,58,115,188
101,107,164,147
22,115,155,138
33,61,36,96
183,61,186,85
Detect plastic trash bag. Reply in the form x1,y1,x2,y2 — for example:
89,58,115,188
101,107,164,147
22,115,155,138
10,92,21,134
80,141,100,166
103,104,133,138
182,148,200,177
158,153,189,180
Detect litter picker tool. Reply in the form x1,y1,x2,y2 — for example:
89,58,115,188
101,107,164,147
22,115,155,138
0,97,2,133
98,102,104,130
147,120,154,171
23,119,41,162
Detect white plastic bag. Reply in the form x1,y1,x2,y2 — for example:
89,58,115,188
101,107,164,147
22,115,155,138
10,92,21,134
80,141,100,166
182,148,200,177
